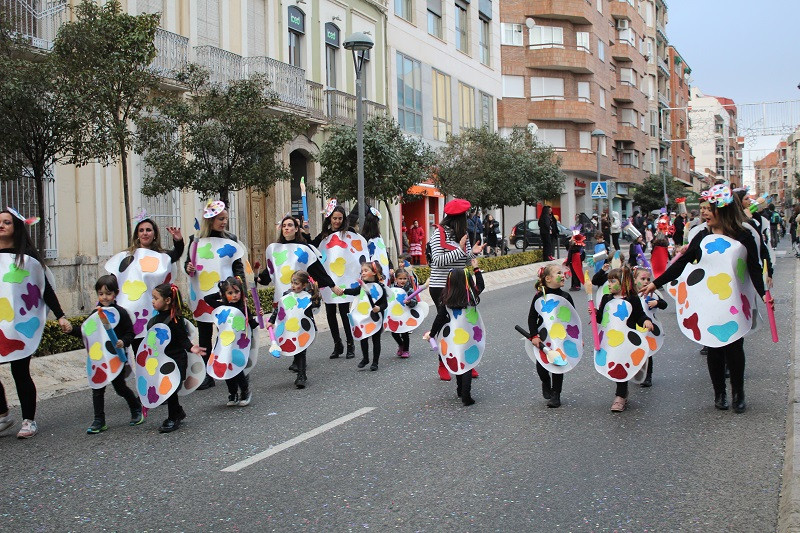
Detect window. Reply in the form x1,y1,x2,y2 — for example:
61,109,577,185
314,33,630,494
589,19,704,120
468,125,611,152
621,151,639,167
197,0,220,46
599,88,606,108
530,26,563,48
479,18,490,65
599,136,607,156
138,0,165,24
459,83,475,129
535,128,566,150
648,76,655,99
598,39,605,61
501,23,523,46
396,52,422,134
433,69,452,140
480,92,494,129
577,82,590,102
650,110,658,136
502,75,524,98
324,23,339,89
646,38,654,62
288,6,305,68
247,0,267,56
618,28,635,46
597,0,603,14
455,2,468,53
428,10,443,38
530,77,564,101
621,108,637,126
645,2,654,27
579,131,591,152
620,67,635,85
395,0,412,21
576,32,590,52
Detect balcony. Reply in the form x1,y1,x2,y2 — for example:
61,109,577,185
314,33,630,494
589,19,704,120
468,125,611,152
616,122,643,142
150,28,189,80
306,81,326,121
611,40,637,62
194,45,243,87
326,90,356,126
618,164,646,183
658,91,669,108
527,45,594,74
243,56,306,109
365,100,388,120
612,82,645,105
528,0,593,24
527,97,596,124
656,22,668,42
4,0,68,51
657,56,670,77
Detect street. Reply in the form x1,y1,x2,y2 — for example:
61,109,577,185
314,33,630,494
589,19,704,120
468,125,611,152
0,253,793,532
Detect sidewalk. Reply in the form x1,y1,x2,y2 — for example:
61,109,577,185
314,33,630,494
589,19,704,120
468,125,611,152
0,259,552,407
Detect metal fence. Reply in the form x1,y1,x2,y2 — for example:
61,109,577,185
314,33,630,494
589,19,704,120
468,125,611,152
0,173,58,258
1,0,68,51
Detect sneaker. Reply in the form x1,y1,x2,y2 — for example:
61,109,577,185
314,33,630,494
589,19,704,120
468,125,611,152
238,389,252,406
0,412,14,433
129,409,145,426
400,351,410,359
87,419,108,434
396,348,403,357
227,393,239,407
17,419,38,439
610,396,627,412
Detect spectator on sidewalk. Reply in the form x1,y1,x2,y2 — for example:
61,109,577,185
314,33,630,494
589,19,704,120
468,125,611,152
467,209,483,247
539,205,555,260
408,220,425,265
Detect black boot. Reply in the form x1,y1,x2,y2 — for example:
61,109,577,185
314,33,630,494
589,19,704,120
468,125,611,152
732,391,746,413
547,392,561,408
370,353,380,371
329,342,344,359
197,375,215,390
541,382,552,400
357,356,369,369
714,392,729,410
294,372,307,389
288,355,299,373
345,342,356,359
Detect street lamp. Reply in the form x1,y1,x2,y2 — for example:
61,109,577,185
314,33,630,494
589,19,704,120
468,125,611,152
343,32,374,229
591,129,606,217
659,157,669,210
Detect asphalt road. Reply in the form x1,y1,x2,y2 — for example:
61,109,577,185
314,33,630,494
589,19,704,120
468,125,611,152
1,249,794,532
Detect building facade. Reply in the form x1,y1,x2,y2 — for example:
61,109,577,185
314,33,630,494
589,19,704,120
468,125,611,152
687,86,743,186
666,44,692,187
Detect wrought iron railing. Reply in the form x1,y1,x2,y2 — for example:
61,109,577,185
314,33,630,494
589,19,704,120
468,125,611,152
326,89,356,126
0,172,57,258
364,100,388,121
193,45,242,87
242,56,306,108
2,0,68,51
306,81,326,120
150,28,189,80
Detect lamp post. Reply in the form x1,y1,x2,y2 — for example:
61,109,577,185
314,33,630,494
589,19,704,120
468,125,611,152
591,129,606,218
343,32,375,229
659,157,669,210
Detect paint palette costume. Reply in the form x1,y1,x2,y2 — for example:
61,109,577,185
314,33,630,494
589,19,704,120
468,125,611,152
273,290,316,356
188,237,245,322
383,287,429,334
105,249,172,338
594,299,657,382
435,307,486,375
666,234,757,347
134,323,181,408
0,253,47,363
207,307,252,379
524,294,583,374
640,295,665,353
348,283,385,340
264,243,319,303
367,237,391,281
319,231,368,304
82,308,127,389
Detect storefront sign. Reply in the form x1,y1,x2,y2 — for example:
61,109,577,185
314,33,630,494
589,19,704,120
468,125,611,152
325,22,339,47
288,6,305,33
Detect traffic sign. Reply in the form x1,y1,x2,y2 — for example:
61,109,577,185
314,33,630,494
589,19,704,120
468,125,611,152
590,181,608,199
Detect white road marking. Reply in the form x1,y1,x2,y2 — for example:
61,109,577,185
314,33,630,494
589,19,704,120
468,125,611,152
221,407,376,472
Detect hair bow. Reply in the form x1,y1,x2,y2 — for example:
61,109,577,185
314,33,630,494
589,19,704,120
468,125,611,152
132,208,151,225
7,206,40,226
700,183,733,208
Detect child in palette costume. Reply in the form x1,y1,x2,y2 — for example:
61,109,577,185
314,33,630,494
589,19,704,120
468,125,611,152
642,184,769,414
344,261,388,371
203,276,259,406
632,267,667,388
594,266,654,413
526,264,582,409
68,275,143,434
386,267,428,359
137,284,205,433
424,260,486,406
266,270,320,389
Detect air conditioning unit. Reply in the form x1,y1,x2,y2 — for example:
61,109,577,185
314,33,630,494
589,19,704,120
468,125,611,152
616,19,630,30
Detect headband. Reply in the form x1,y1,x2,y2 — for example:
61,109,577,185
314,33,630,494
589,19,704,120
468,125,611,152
370,206,382,220
323,198,338,218
132,208,151,225
6,206,40,226
203,200,226,219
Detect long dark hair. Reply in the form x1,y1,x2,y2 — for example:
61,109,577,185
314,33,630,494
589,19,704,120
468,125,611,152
360,208,381,240
441,267,480,308
128,218,164,253
153,283,184,322
441,213,467,242
710,195,746,237
278,215,306,244
1,209,41,266
320,205,348,239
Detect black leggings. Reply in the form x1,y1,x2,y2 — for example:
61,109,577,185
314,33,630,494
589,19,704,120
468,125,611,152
325,303,354,346
707,337,745,395
616,381,629,398
197,322,214,364
0,357,36,420
536,362,563,394
166,352,187,421
456,372,473,398
359,331,382,364
392,332,410,351
92,371,141,421
226,372,250,396
611,232,620,251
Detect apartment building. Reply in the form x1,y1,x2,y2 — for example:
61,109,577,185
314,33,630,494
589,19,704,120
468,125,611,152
1,0,389,314
688,86,742,186
785,125,800,205
388,0,502,242
666,45,692,186
498,0,652,225
754,141,790,208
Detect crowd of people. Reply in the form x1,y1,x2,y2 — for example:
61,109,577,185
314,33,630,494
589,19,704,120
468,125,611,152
0,183,779,440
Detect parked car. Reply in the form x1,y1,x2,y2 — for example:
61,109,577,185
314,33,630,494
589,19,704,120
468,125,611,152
509,220,572,249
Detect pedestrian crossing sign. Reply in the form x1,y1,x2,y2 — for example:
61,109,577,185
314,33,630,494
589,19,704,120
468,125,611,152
590,181,608,199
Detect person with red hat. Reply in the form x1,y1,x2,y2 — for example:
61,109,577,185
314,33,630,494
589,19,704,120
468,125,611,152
428,198,485,381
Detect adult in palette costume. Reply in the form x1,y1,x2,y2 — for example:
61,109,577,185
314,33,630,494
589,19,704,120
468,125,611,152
642,184,770,413
0,208,71,439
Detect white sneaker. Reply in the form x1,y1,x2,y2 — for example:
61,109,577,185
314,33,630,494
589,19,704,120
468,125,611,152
237,390,252,407
17,419,38,439
226,393,239,407
0,412,14,432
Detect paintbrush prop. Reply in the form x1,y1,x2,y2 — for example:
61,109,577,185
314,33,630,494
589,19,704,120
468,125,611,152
584,270,601,351
268,326,281,358
96,308,127,363
763,260,778,343
248,261,265,329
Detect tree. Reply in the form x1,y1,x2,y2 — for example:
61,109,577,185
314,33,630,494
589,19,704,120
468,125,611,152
0,13,85,256
136,65,301,204
53,0,160,243
316,114,435,255
632,174,694,214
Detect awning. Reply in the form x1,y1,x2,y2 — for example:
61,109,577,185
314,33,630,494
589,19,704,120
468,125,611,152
408,184,443,198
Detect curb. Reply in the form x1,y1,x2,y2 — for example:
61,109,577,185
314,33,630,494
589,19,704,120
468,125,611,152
0,259,552,408
778,258,800,532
